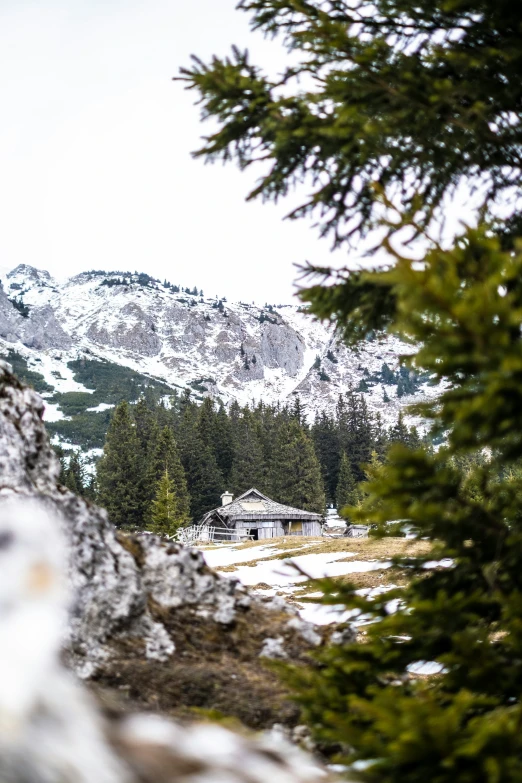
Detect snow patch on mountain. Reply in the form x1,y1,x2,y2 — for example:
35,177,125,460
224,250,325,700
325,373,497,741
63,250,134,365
0,265,442,427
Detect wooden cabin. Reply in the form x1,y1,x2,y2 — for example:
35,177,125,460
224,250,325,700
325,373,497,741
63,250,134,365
199,488,323,541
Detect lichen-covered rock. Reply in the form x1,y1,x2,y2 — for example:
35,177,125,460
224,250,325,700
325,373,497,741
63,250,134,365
0,365,324,727
136,535,251,621
286,617,322,647
0,366,169,676
260,636,288,659
0,494,339,783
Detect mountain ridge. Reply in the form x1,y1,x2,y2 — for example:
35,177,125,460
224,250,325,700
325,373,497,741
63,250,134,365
0,264,441,452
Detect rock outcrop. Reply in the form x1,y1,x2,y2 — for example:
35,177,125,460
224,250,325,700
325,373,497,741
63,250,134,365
0,363,323,727
0,494,336,783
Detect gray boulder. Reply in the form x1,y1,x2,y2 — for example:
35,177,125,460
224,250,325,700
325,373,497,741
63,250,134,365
0,364,324,718
0,495,337,783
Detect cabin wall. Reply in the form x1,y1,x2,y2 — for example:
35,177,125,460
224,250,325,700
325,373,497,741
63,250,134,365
302,521,322,537
225,518,322,539
258,525,284,539
235,520,285,539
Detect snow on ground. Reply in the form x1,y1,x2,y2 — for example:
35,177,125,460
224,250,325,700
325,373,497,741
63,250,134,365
84,447,103,460
50,434,75,450
407,661,447,676
423,558,454,569
231,552,390,588
199,542,393,624
202,539,448,675
43,401,67,422
28,351,94,395
297,583,402,626
298,602,357,626
85,402,114,413
201,545,284,569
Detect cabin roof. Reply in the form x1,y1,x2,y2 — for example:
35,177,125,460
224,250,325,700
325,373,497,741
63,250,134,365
202,488,323,523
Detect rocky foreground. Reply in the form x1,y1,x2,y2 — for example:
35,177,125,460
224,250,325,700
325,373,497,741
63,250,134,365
0,363,341,782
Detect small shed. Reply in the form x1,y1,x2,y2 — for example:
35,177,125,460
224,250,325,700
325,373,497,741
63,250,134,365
199,488,323,541
346,524,369,538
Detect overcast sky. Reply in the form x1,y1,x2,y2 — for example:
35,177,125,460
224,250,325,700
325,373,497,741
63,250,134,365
0,0,350,304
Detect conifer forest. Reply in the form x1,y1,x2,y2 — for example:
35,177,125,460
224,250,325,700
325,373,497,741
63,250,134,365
58,391,421,534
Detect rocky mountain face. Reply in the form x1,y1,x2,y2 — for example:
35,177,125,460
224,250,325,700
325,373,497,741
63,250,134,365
0,265,441,445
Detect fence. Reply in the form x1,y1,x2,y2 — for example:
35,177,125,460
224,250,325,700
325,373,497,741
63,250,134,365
174,525,254,545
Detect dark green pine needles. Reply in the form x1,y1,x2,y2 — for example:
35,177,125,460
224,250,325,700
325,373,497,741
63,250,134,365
145,426,190,527
271,420,326,513
97,401,142,529
180,0,522,779
335,452,361,514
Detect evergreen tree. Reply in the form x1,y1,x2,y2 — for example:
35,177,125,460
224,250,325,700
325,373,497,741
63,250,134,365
56,448,91,497
134,398,160,519
389,411,410,446
338,391,374,482
408,424,421,450
373,412,389,461
213,402,235,482
134,398,156,449
290,395,307,428
83,476,97,501
196,396,217,449
335,452,360,513
180,2,522,777
97,401,141,529
62,465,79,494
59,451,86,495
150,469,185,537
55,446,67,486
380,362,396,385
183,443,224,520
311,411,340,504
229,408,265,495
253,401,281,496
228,399,241,426
145,426,190,525
67,451,84,489
154,398,171,431
175,395,200,460
271,421,325,513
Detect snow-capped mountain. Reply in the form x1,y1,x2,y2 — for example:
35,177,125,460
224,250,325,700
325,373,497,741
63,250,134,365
0,265,440,442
